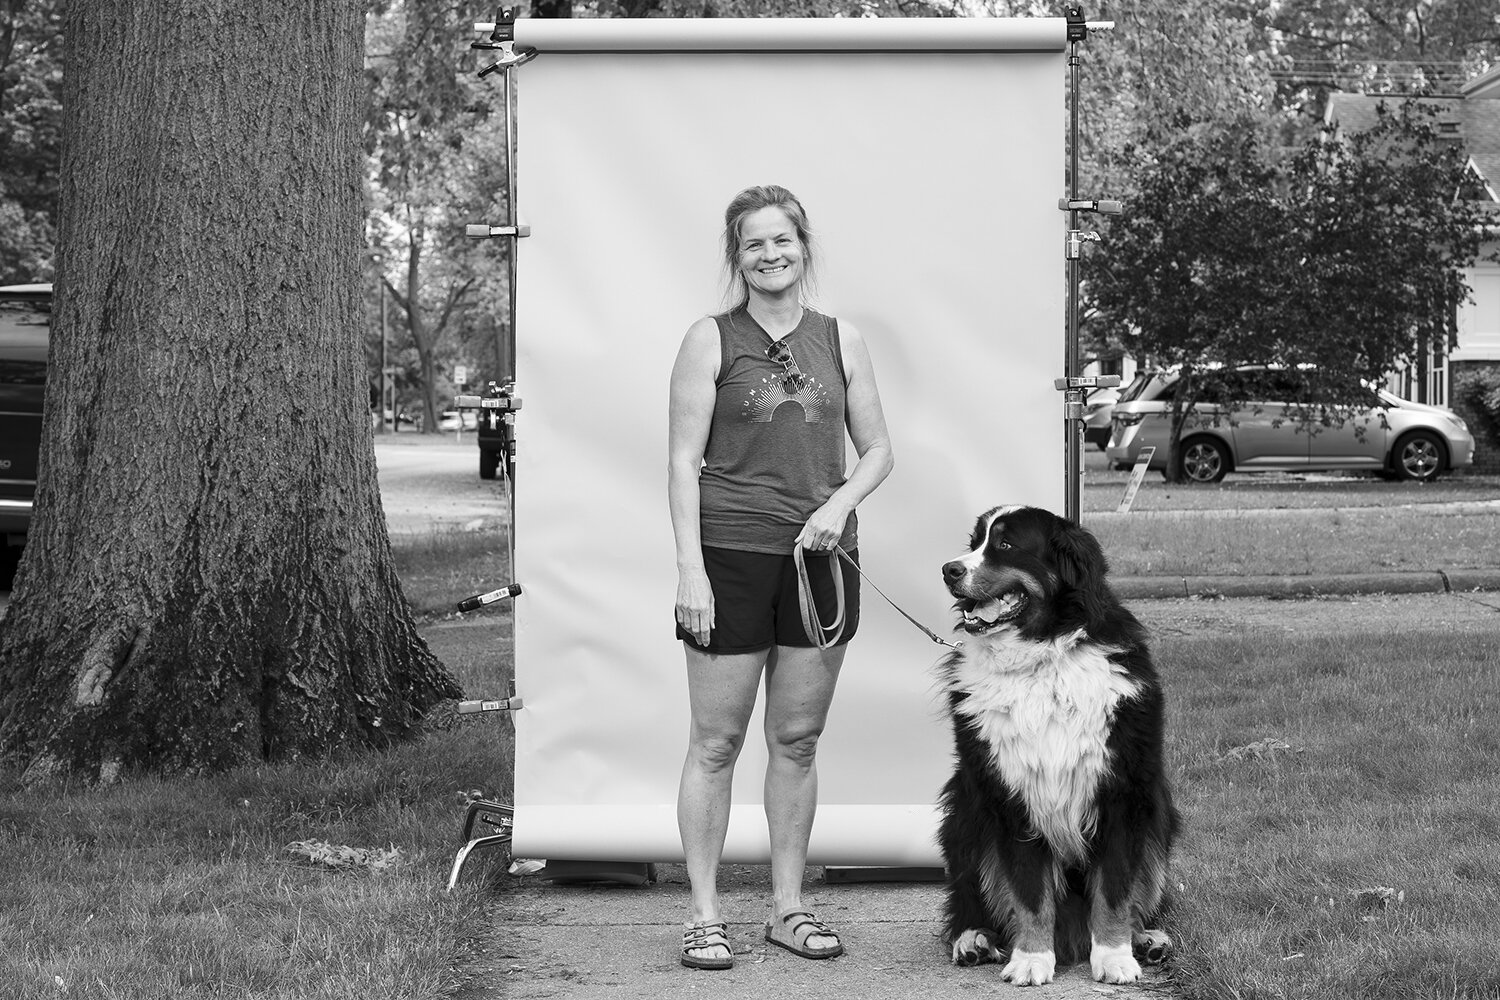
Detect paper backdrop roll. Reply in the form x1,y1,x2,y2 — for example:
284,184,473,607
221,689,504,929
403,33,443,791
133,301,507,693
508,17,1067,865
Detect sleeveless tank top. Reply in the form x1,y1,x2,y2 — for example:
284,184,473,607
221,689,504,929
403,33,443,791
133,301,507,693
697,306,856,555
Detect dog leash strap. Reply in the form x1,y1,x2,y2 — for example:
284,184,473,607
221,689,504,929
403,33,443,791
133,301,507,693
830,546,961,651
793,543,846,649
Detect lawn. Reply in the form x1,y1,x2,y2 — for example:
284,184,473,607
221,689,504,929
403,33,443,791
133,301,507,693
3,496,1499,998
0,531,515,1000
1161,626,1500,1000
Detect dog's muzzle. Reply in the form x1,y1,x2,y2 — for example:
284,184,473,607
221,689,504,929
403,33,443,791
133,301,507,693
957,589,1028,634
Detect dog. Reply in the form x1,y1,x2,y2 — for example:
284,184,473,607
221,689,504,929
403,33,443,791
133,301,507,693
934,505,1179,986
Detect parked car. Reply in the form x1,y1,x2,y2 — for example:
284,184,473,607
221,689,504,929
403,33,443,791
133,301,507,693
1106,367,1476,483
1083,385,1119,450
438,409,478,432
0,284,49,564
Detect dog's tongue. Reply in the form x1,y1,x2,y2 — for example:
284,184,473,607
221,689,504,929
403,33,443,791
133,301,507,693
971,598,1006,624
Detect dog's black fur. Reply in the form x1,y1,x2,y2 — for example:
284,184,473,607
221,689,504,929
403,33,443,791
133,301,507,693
934,505,1180,985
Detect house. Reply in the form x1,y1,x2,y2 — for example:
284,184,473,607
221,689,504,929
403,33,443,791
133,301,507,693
1326,73,1500,472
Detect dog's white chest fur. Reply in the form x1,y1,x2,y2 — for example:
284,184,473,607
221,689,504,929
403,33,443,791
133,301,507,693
946,631,1141,861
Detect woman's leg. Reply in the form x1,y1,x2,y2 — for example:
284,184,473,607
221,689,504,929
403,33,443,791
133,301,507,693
677,644,768,960
762,641,846,947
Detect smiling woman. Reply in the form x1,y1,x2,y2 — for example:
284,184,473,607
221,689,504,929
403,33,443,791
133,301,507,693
667,184,896,968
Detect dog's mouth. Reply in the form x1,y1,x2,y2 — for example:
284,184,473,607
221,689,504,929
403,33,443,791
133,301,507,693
958,589,1028,634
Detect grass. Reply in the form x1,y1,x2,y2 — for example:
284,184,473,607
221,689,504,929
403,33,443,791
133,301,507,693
5,494,1500,997
0,530,516,1000
1084,458,1500,577
1161,627,1500,1000
388,529,511,621
1088,506,1500,577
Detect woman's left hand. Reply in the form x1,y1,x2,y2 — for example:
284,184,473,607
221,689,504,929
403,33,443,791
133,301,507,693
796,500,852,552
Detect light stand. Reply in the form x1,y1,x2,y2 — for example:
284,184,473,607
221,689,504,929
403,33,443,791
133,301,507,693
1057,5,1119,525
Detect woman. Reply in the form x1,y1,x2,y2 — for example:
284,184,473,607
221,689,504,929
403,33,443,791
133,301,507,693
668,185,894,970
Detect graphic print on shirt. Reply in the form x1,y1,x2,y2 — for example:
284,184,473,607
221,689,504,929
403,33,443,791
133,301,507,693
742,371,832,423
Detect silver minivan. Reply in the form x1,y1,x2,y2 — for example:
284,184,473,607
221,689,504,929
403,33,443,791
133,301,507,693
1106,368,1477,483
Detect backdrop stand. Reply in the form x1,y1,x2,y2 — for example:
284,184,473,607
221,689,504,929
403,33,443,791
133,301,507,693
1058,3,1120,525
465,7,655,890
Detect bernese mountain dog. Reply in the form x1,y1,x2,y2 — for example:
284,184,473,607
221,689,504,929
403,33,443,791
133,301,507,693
935,505,1179,986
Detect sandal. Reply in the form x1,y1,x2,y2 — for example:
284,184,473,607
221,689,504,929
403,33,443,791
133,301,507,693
681,920,734,970
765,910,844,959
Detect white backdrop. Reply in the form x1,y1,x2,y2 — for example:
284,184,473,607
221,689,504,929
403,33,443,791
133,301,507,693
508,18,1067,865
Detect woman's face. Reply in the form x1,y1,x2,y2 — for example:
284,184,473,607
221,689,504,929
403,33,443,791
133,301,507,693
736,206,805,299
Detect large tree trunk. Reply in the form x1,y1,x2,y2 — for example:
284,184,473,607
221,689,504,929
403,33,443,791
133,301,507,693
0,0,460,780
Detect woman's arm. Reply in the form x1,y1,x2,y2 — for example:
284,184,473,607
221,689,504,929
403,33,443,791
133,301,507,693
795,318,895,551
668,316,721,645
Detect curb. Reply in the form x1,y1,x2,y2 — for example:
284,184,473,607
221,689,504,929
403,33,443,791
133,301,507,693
1113,568,1500,601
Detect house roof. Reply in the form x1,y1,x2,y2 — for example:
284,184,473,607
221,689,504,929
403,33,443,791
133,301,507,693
1324,92,1500,205
1462,64,1500,101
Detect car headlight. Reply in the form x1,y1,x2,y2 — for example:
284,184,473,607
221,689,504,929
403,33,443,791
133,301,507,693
1113,412,1144,428
1442,412,1469,432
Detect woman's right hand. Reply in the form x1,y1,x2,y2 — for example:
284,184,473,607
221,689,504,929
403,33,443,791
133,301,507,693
676,566,714,647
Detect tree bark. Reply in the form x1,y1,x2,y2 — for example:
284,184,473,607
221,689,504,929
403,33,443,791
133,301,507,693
0,0,460,780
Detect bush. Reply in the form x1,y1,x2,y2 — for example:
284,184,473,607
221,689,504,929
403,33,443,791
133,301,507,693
1451,365,1500,456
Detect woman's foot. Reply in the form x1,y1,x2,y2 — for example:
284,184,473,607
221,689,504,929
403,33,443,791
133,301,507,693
765,909,843,959
681,920,734,970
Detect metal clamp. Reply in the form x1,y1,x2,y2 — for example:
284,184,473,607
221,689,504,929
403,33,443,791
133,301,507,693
1066,230,1101,260
473,7,537,75
465,223,531,240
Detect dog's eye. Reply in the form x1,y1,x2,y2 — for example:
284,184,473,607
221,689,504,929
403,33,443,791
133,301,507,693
997,540,1012,550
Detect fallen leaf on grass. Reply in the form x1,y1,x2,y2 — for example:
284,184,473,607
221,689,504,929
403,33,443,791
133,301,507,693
284,839,402,873
1220,738,1303,762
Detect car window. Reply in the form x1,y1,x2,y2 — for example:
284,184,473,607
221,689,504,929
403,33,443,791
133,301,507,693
0,298,49,391
1117,372,1163,403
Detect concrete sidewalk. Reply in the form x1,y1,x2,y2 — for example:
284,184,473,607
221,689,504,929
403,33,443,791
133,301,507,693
459,862,1168,1000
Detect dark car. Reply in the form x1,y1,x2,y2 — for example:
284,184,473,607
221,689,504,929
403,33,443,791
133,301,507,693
461,380,518,481
0,284,49,565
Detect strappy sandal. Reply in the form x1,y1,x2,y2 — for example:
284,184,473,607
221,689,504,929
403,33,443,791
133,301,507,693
681,920,734,970
765,910,844,959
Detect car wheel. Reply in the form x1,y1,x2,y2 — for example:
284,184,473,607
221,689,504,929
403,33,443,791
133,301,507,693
1392,431,1446,482
479,448,500,481
1177,436,1230,484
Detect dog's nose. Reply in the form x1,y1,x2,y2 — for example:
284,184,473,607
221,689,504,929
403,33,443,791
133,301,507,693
942,560,966,584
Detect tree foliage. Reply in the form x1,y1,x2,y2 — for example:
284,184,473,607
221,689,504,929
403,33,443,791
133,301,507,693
364,0,510,430
0,0,61,283
1089,99,1491,481
1266,0,1500,103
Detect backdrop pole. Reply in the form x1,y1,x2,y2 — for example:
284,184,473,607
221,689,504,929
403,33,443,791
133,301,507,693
1059,6,1119,525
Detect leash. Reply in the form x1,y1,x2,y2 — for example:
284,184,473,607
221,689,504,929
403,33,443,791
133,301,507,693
795,544,961,651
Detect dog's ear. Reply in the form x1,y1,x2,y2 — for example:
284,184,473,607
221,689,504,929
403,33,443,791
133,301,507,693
1051,518,1112,621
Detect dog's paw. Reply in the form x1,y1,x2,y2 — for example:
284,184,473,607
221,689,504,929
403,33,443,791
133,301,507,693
1133,927,1172,965
950,928,1002,966
1090,940,1141,984
1134,929,1170,965
1000,947,1055,986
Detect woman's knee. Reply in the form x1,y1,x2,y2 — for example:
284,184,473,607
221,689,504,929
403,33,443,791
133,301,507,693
766,723,823,767
688,731,745,772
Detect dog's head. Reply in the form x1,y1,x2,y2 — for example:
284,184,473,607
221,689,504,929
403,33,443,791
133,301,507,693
941,505,1113,638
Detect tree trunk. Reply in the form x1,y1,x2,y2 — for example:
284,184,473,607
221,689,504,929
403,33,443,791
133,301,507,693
0,0,460,780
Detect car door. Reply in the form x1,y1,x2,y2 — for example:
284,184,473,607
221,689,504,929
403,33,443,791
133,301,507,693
1304,388,1388,470
1226,370,1306,469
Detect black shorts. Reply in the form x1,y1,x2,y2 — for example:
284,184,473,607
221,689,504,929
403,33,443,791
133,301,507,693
678,546,861,654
